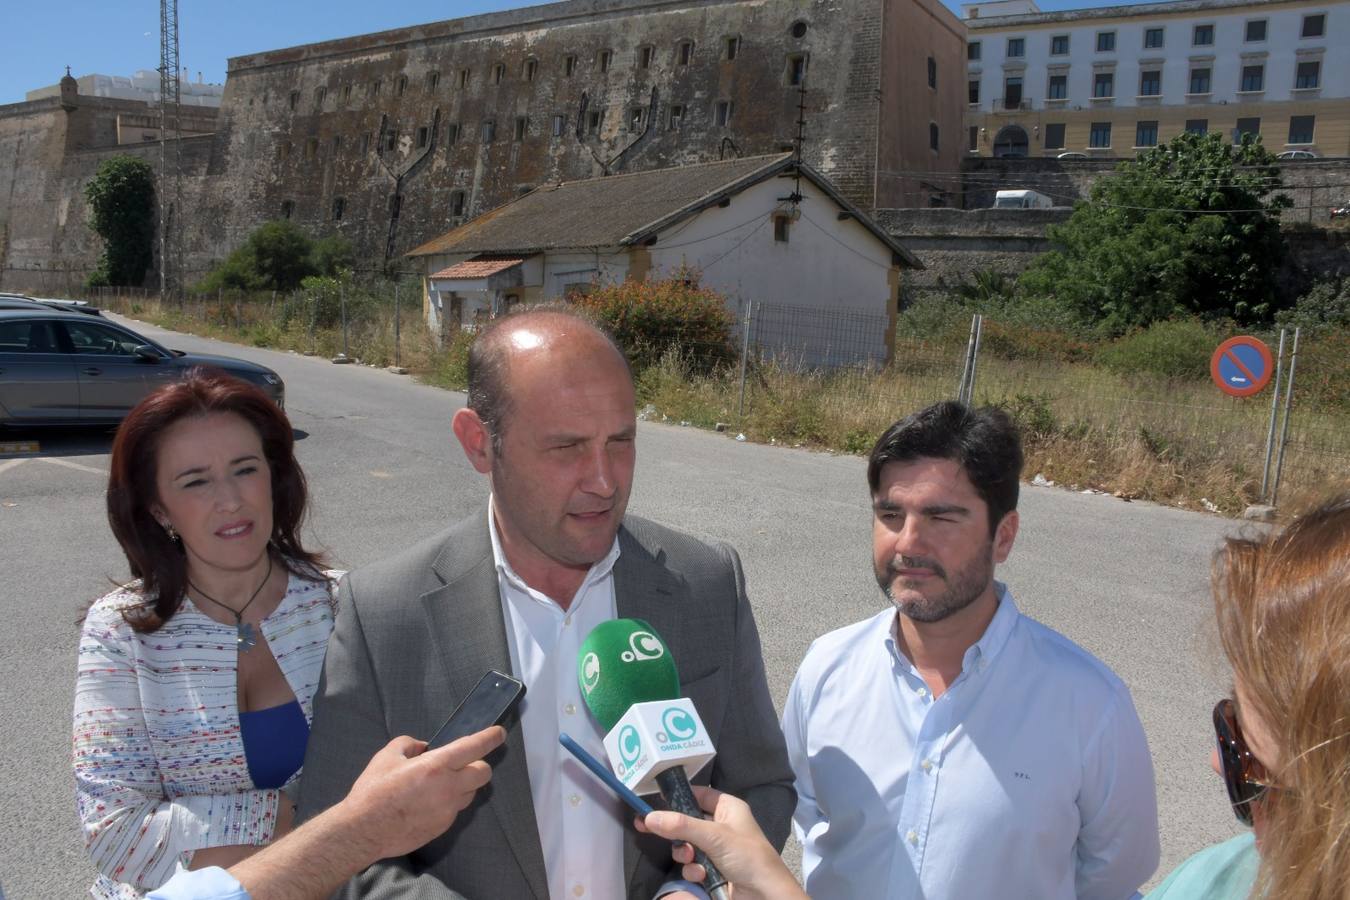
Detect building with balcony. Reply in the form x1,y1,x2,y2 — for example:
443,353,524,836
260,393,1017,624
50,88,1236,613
963,0,1350,158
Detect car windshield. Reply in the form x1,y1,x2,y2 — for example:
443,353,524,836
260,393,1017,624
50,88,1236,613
994,197,1022,208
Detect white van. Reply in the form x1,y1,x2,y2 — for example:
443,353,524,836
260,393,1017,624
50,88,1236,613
993,189,1055,209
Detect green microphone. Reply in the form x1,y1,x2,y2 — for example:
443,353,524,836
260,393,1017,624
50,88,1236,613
576,619,730,900
576,618,681,730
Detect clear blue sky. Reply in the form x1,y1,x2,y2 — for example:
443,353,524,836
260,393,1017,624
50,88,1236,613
4,0,1137,105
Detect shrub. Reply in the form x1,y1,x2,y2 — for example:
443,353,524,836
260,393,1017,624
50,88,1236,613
1277,278,1350,335
574,266,736,373
1095,318,1218,380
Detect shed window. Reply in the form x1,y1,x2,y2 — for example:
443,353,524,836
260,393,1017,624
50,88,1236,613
773,215,790,242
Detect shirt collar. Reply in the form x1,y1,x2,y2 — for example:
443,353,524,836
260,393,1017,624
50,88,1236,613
487,499,622,603
883,581,1021,675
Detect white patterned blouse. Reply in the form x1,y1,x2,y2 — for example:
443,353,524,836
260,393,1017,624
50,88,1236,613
73,564,343,899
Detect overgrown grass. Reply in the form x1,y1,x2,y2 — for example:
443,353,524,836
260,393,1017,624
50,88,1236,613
88,289,1348,517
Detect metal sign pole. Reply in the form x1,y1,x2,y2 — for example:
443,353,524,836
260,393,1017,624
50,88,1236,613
1270,328,1301,507
737,300,753,421
957,314,978,403
395,282,402,369
1259,328,1287,502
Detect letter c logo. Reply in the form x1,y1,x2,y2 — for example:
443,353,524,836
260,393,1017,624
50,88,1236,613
581,652,601,695
621,631,665,663
662,707,697,741
618,725,642,766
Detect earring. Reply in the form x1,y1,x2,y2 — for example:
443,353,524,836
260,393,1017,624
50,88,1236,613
162,521,180,543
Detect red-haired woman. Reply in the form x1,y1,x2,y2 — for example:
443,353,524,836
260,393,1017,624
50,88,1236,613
73,369,341,899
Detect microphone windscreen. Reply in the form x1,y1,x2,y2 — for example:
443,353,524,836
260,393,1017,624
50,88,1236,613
577,618,680,732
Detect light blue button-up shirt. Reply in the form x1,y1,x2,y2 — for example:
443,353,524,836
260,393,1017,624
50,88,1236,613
784,585,1159,900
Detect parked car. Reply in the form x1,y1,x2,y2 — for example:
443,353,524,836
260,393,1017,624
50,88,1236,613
993,189,1056,209
0,293,102,316
0,307,283,427
1331,203,1350,220
1276,150,1319,160
1056,151,1089,160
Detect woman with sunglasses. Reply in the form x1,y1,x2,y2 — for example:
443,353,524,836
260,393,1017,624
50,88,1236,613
1146,494,1350,899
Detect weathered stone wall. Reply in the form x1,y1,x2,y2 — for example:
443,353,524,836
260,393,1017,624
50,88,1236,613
877,206,1069,290
217,0,909,268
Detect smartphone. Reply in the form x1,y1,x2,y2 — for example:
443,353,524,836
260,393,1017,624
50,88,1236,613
427,670,526,750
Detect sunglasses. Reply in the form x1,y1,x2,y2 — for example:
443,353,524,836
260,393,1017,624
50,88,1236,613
1213,698,1273,826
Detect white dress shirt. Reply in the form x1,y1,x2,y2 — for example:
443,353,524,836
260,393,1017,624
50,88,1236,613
490,503,627,900
784,584,1159,900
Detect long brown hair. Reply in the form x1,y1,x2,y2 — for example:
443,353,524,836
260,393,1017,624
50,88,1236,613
105,368,323,632
1213,495,1350,899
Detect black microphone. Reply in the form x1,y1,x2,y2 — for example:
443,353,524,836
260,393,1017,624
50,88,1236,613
576,619,731,900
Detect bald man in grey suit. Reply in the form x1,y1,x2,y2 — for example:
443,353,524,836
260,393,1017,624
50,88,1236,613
298,308,794,899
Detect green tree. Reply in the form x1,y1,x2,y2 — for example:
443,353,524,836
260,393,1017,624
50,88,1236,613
1018,132,1290,334
84,155,156,287
199,220,320,292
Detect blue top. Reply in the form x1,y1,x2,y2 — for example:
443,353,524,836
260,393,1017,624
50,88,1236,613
238,699,309,789
1144,833,1259,900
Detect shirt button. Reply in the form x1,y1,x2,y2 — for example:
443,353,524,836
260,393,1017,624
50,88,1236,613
906,829,919,845
916,686,928,697
921,759,933,773
564,616,572,627
569,794,581,807
572,885,585,897
564,703,577,716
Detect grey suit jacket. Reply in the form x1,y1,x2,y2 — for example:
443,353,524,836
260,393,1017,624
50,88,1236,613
298,510,795,899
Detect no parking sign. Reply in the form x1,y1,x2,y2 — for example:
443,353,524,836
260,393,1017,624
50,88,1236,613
1211,336,1274,397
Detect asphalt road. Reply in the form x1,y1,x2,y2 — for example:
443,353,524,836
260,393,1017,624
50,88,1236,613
0,315,1244,898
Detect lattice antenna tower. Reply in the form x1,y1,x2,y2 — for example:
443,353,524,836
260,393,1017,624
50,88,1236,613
158,0,182,301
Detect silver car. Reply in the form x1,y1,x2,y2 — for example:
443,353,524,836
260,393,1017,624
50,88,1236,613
0,308,283,426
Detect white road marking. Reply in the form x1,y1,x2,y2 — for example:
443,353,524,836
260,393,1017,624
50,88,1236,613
38,457,108,476
0,459,29,476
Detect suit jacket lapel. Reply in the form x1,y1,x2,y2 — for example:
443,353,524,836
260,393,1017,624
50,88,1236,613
614,524,690,892
420,511,549,900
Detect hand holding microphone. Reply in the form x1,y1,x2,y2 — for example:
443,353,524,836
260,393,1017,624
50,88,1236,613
576,619,731,900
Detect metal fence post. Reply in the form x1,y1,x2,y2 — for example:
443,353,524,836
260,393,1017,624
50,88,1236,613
395,282,402,369
341,283,350,359
1270,327,1301,507
1259,328,1287,502
737,300,753,422
967,314,984,405
957,314,977,403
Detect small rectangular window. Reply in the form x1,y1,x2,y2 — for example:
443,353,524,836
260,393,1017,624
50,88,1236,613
968,125,979,151
427,71,440,90
1044,122,1066,149
1302,14,1325,38
1235,117,1261,139
1245,20,1267,42
1241,65,1264,92
968,41,981,61
564,55,576,77
552,114,566,137
714,100,733,127
288,91,300,110
1288,114,1315,144
599,50,612,73
416,126,429,148
315,86,327,106
514,117,527,141
450,191,466,217
1189,68,1211,94
281,200,295,219
332,197,345,221
927,56,937,88
1093,72,1114,98
1047,74,1066,99
1296,60,1320,89
459,68,471,88
383,130,397,152
1139,70,1161,96
669,104,684,130
371,80,381,97
787,53,808,86
679,41,694,65
587,109,603,134
1006,38,1024,58
482,120,496,143
1185,118,1208,135
446,122,459,145
929,122,939,151
1096,31,1115,52
628,107,644,131
640,46,654,69
1193,24,1214,46
396,76,407,97
342,84,353,103
968,79,980,104
1003,75,1023,108
1089,122,1111,148
726,36,739,60
773,216,790,243
524,59,537,81
1135,120,1158,147
1050,34,1069,55
1144,27,1164,48
493,63,505,84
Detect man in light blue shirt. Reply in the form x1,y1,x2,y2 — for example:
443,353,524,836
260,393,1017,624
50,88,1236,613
784,401,1159,900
